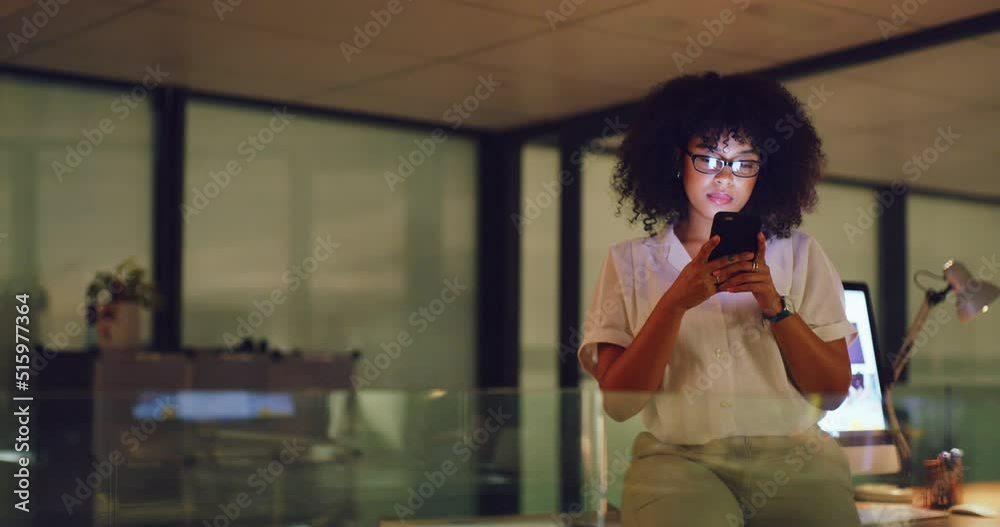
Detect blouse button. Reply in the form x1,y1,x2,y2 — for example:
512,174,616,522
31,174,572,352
720,400,732,408
714,348,722,357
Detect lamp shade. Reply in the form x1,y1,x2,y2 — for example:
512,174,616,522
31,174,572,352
943,260,1000,323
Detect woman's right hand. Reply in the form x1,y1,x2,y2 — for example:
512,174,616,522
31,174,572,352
663,235,757,311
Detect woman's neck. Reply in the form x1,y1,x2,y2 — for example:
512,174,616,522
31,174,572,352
674,215,713,244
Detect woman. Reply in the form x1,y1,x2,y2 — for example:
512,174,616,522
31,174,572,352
577,72,861,526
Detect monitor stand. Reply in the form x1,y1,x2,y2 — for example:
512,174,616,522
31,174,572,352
854,483,914,503
842,443,909,502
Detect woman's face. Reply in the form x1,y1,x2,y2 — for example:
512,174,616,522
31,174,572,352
680,133,760,222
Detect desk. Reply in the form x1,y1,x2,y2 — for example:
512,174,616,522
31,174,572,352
379,484,1000,526
27,350,361,526
855,482,1000,527
949,483,1000,525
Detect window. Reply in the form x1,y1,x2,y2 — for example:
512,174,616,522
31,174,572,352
518,142,560,512
906,195,1000,385
182,101,479,388
800,183,881,325
0,75,154,353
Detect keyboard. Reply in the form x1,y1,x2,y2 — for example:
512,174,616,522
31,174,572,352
857,504,950,526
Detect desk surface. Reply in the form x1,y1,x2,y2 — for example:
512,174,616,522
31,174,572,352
379,483,1000,526
858,482,1000,527
963,481,1000,510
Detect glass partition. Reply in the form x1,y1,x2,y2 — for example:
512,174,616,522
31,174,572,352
10,364,1000,526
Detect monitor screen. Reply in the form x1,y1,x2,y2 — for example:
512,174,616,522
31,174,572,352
132,390,295,421
817,286,889,435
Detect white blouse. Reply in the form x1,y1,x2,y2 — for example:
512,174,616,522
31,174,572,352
577,224,858,445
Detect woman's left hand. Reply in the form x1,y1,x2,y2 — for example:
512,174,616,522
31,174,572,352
715,232,784,317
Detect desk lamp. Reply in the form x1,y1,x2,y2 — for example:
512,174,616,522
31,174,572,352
865,259,1000,502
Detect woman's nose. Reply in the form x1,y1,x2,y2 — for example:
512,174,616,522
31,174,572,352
714,167,736,184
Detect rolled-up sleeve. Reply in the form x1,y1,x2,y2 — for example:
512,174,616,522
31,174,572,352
577,248,635,379
798,236,858,347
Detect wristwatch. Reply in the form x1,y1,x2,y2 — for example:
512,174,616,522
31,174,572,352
762,295,794,324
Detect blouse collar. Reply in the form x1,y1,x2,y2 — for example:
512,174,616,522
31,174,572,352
643,223,691,271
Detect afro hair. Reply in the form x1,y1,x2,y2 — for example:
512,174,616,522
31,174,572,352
612,71,827,239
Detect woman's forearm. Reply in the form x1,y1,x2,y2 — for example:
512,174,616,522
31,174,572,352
599,292,686,393
598,294,686,421
770,314,851,409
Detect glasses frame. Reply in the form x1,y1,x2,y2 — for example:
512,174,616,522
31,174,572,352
683,149,762,179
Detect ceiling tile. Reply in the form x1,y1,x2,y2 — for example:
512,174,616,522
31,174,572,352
783,74,966,133
462,25,769,90
4,0,996,161
852,106,998,154
579,0,892,62
312,61,641,129
304,87,531,130
819,125,999,197
150,0,549,60
0,0,148,61
809,0,998,33
444,0,650,22
836,37,1000,106
0,0,35,18
778,33,997,199
823,128,912,177
977,32,1000,49
10,8,429,96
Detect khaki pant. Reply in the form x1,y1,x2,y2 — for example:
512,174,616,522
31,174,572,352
621,426,861,527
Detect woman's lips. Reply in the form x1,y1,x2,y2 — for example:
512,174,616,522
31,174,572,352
708,192,733,205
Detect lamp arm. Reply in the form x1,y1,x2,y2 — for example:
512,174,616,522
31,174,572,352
884,298,932,487
884,388,912,486
885,284,950,487
891,296,932,383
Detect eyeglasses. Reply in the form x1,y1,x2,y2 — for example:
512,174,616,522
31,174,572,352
684,149,761,178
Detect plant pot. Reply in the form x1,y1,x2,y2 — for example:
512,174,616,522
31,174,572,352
97,301,141,353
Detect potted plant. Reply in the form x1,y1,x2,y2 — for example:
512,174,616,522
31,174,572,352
86,257,160,353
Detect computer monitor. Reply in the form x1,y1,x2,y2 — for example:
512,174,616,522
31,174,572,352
132,390,295,421
817,282,901,476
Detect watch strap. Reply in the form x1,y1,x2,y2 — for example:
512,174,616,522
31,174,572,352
763,296,793,323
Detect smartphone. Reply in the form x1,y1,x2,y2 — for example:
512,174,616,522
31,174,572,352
708,211,761,262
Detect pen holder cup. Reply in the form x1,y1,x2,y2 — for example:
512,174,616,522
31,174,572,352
918,457,964,510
